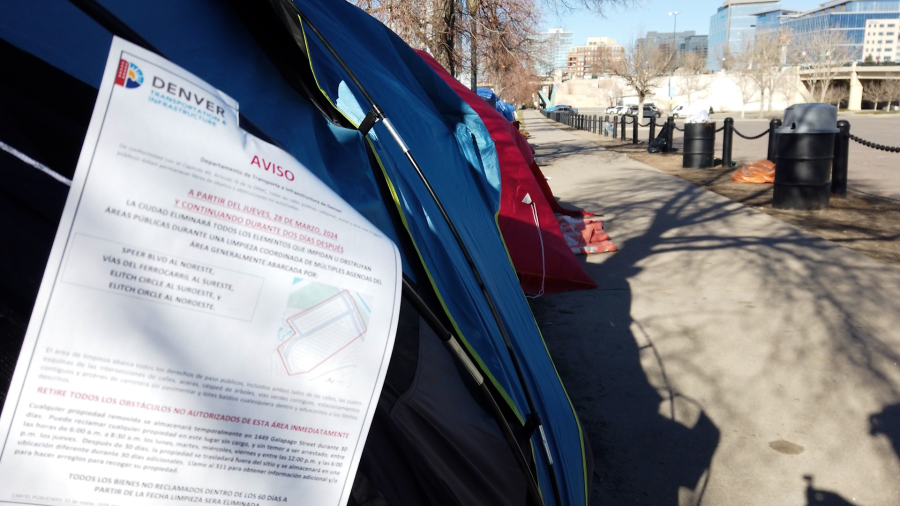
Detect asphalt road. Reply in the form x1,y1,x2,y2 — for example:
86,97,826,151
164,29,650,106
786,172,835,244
572,108,900,200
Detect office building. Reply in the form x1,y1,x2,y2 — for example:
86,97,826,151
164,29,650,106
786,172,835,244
638,30,699,54
566,37,624,78
536,28,574,75
682,34,710,59
862,17,900,62
753,7,800,31
708,0,780,70
782,1,900,61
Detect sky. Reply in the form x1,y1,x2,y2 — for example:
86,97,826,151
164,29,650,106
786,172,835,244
544,0,827,46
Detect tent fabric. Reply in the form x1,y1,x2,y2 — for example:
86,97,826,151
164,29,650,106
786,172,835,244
417,50,595,296
1,1,590,505
288,3,589,503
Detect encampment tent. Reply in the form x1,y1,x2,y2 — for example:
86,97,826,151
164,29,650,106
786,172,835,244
417,50,595,296
477,87,516,122
0,1,591,505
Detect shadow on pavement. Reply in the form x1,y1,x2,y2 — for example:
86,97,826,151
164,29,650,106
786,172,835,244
870,403,900,465
804,475,857,505
525,113,900,504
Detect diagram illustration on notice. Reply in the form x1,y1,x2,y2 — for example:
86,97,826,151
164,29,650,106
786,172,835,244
277,282,370,377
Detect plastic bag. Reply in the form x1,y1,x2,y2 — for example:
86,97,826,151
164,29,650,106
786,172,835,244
731,160,775,184
557,215,618,255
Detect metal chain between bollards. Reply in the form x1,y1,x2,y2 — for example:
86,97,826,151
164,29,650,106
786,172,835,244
849,133,900,153
672,123,684,131
733,127,768,140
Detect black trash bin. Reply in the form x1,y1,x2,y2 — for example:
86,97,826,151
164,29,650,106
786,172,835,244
682,122,716,168
774,104,839,211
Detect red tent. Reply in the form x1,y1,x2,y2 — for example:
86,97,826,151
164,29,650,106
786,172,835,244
416,50,596,295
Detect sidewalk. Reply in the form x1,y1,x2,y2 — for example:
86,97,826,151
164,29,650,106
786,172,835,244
523,110,900,505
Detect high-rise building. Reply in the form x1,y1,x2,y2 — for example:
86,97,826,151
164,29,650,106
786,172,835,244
638,30,699,54
682,35,710,60
862,18,900,62
566,37,624,78
536,28,574,75
782,1,900,61
708,0,780,70
753,7,800,31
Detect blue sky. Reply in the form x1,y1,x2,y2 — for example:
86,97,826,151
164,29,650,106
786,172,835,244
545,0,827,45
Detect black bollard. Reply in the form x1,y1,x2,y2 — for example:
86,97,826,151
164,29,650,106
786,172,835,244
649,116,656,144
665,116,675,153
832,120,850,198
722,117,734,168
593,115,597,134
632,115,639,144
767,118,782,163
612,116,618,138
620,115,627,141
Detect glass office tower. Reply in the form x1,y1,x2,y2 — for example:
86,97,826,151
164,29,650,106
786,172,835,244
708,0,781,70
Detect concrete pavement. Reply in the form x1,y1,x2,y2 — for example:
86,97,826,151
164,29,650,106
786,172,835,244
523,110,900,505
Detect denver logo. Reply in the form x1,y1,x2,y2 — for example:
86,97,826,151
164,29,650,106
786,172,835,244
114,59,143,88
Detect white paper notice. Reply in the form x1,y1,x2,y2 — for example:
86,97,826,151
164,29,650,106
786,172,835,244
0,38,401,506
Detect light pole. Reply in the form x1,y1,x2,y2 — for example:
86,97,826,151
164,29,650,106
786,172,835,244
668,11,679,99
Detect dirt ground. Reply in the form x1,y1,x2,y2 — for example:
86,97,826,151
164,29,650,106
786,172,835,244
536,124,900,270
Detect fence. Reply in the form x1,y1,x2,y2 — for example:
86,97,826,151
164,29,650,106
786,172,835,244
540,109,900,198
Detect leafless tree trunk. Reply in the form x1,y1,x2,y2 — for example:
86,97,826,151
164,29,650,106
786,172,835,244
863,80,887,110
881,79,900,111
730,32,785,115
791,29,853,103
675,51,709,110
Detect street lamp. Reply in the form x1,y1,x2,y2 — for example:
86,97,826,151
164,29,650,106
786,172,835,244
669,11,679,99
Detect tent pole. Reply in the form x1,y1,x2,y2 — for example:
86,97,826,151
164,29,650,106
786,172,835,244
289,5,564,505
362,140,547,505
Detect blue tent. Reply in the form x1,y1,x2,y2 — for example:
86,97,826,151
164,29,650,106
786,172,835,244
0,1,590,504
478,86,517,122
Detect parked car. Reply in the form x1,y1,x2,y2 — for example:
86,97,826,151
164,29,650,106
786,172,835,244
614,105,628,115
549,104,578,114
605,106,618,114
643,105,662,118
625,105,662,118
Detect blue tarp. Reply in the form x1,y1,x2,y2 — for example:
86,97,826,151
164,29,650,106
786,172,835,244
0,2,588,504
478,86,516,122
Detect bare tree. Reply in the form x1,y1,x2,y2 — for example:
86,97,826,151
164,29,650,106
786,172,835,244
601,37,672,122
675,51,710,110
729,60,757,119
822,82,849,108
735,31,788,113
863,80,888,110
881,79,900,111
359,0,634,88
791,29,853,103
